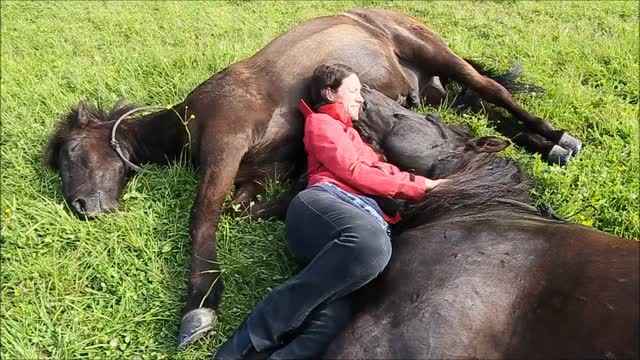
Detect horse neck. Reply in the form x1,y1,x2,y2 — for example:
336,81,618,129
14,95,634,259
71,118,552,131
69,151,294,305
117,103,189,165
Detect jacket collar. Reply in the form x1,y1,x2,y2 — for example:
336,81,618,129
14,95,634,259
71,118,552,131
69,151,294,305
298,99,352,127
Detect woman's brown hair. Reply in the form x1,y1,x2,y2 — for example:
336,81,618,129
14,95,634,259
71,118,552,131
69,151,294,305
308,64,355,109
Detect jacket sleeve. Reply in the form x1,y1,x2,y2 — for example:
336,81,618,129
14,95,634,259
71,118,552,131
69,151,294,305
304,114,428,200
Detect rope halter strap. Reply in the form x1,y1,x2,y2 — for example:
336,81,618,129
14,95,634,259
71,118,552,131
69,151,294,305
110,105,166,173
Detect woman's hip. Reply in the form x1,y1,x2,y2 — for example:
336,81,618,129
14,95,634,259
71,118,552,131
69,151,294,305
285,186,390,265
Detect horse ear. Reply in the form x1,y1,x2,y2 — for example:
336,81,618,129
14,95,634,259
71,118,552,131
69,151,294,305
72,101,94,128
466,136,510,153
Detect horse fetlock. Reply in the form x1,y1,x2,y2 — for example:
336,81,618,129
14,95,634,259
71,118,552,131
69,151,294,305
189,273,224,307
177,307,218,350
557,132,582,157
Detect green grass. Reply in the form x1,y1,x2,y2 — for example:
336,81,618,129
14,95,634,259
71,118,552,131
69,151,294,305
1,1,638,358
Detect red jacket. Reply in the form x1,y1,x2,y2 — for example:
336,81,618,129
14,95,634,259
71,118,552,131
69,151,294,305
299,99,429,223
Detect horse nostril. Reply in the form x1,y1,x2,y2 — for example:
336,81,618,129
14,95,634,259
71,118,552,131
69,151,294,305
72,197,87,214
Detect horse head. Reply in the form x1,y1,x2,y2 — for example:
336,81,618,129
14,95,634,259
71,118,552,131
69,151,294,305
359,86,511,174
356,86,527,227
44,100,134,217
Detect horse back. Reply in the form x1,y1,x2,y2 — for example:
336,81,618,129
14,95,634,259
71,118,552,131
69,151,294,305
190,8,430,113
183,9,432,167
505,222,639,358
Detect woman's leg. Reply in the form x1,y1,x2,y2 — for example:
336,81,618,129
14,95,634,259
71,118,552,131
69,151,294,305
267,296,352,360
248,187,391,350
215,187,391,358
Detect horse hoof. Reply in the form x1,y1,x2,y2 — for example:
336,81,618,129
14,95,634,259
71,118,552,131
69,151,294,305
557,132,582,157
547,145,572,166
177,308,217,350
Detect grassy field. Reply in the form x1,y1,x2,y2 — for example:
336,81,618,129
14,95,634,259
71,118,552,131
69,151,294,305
1,1,638,359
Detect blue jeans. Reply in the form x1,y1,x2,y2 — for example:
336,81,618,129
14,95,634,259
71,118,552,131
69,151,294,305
245,185,393,358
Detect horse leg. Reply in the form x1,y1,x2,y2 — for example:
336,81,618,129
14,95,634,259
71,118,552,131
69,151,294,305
247,169,306,221
399,59,445,108
422,76,446,107
178,140,248,349
398,60,422,107
249,192,293,221
392,27,581,163
490,114,573,165
438,55,581,161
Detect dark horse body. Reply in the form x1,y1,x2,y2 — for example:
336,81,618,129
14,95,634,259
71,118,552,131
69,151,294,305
315,87,639,358
45,9,582,348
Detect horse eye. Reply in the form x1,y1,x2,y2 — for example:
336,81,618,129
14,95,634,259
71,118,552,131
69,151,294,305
67,142,80,155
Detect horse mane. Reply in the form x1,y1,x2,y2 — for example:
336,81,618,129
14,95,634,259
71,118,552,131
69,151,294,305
43,99,138,169
353,119,388,162
398,151,530,229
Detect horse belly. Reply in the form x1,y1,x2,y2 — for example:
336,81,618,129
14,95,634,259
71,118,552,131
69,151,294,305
256,23,411,101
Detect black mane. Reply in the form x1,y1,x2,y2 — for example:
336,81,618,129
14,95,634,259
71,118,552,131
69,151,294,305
399,152,530,229
353,120,388,162
61,99,139,128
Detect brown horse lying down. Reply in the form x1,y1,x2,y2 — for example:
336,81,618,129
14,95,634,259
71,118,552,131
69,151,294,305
264,87,637,359
44,9,583,348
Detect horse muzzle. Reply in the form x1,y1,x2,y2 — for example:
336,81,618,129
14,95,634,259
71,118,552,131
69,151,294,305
69,191,118,218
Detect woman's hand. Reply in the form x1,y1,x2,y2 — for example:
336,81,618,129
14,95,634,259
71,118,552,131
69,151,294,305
425,178,449,191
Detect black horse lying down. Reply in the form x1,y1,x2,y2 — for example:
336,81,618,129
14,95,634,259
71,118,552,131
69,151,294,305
261,87,639,359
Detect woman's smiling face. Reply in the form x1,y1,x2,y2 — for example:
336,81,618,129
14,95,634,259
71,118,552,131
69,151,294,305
328,73,364,121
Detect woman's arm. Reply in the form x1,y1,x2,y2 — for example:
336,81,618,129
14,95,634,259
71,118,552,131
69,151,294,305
305,114,441,200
